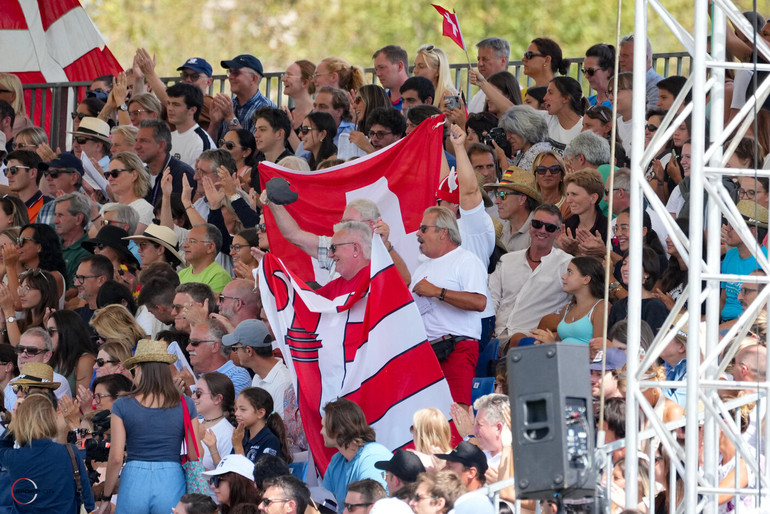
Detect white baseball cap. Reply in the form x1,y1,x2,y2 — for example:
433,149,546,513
202,454,255,481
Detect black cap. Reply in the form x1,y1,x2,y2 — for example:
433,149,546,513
221,54,264,75
82,225,139,267
435,441,488,475
374,449,426,483
38,153,83,174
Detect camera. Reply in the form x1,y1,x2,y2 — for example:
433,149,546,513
81,410,111,485
481,127,507,148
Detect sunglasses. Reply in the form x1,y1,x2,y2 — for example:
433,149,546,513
70,112,88,121
5,165,30,176
581,67,601,77
256,223,266,232
128,109,148,117
44,168,76,179
493,191,523,201
189,339,217,347
14,345,46,356
104,168,131,179
368,130,392,139
95,358,119,367
12,142,37,150
329,242,355,254
17,236,36,246
419,224,439,233
523,51,546,60
180,71,201,81
531,219,559,233
193,390,211,399
209,476,226,488
534,165,563,175
260,498,291,507
218,139,238,150
74,136,96,145
646,124,659,132
586,106,610,122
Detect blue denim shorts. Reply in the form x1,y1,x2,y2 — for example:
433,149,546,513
116,460,185,514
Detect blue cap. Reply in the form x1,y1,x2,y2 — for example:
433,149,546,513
221,54,264,75
589,348,627,371
222,319,273,348
177,57,213,76
38,153,83,174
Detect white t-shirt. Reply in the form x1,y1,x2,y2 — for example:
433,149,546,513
127,198,155,227
467,89,487,114
171,123,215,168
251,358,293,414
616,115,633,157
410,246,488,340
666,184,685,217
458,202,496,318
544,114,583,154
201,417,235,471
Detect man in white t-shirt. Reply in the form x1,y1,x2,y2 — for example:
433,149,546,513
411,205,488,406
167,82,215,168
472,393,508,475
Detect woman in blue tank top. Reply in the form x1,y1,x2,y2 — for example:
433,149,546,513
532,256,606,345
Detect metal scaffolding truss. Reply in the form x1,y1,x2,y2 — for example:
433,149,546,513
623,0,770,512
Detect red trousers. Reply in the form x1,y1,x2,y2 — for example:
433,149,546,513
440,339,479,406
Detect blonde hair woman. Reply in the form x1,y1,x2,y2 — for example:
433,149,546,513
410,407,452,470
90,304,147,353
532,150,570,220
414,45,457,108
1,394,95,510
0,73,34,135
106,151,153,233
313,56,365,96
111,125,139,154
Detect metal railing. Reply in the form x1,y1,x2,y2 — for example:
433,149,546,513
22,52,690,151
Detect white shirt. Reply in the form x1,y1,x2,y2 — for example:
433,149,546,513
544,114,583,154
127,198,155,227
467,89,487,114
489,247,572,339
201,417,234,471
171,123,215,168
616,115,633,157
251,358,293,414
410,246,488,340
4,371,72,411
457,202,496,319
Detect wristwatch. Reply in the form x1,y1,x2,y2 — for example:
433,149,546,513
229,117,240,127
5,316,15,324
118,103,128,111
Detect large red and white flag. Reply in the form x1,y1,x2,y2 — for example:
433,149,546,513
258,116,445,285
259,236,453,473
431,4,466,51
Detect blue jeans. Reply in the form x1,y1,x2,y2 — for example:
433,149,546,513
116,460,185,514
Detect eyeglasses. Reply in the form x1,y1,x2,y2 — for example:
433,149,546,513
17,285,37,296
531,219,560,233
604,187,625,196
256,223,266,232
104,168,131,179
581,67,601,77
740,286,761,296
344,503,373,511
410,493,436,503
75,136,95,145
128,109,148,116
368,130,392,139
586,106,610,122
73,274,101,284
298,125,317,135
193,390,212,399
44,168,76,179
311,71,332,79
534,165,563,175
16,236,36,246
189,339,217,347
493,191,523,201
95,358,119,367
606,87,630,97
230,244,251,252
419,224,439,233
70,112,88,121
14,345,46,356
180,71,201,81
329,242,356,254
218,139,238,150
171,303,191,312
218,294,241,303
93,393,115,403
738,188,757,199
260,498,291,507
5,166,30,176
12,142,38,150
523,51,546,60
645,123,659,132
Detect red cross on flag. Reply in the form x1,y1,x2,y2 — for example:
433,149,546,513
431,4,466,51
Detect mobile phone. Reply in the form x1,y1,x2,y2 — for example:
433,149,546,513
446,96,461,110
670,148,677,161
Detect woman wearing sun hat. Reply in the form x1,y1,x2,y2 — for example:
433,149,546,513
98,339,200,514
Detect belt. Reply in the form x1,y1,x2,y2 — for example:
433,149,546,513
429,334,478,344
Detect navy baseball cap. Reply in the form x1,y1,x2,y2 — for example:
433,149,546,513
38,153,83,174
221,54,264,75
589,348,627,371
435,441,488,475
177,57,213,76
374,449,426,483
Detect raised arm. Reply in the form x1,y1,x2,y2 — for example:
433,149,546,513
448,124,483,211
260,191,320,258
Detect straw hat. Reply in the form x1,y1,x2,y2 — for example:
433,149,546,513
483,166,542,203
123,339,177,369
124,224,184,266
67,117,112,145
736,200,769,228
14,362,60,389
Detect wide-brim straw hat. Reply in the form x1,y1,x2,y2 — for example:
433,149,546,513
67,117,112,145
483,166,543,203
124,224,184,265
123,339,177,369
14,362,60,389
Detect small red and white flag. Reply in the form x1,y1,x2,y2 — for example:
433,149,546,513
431,4,466,51
259,236,454,473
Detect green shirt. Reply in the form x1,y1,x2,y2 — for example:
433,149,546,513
62,232,91,289
178,260,231,293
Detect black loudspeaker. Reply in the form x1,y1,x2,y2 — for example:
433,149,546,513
507,343,596,500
